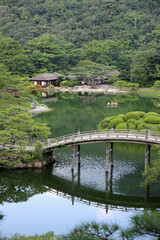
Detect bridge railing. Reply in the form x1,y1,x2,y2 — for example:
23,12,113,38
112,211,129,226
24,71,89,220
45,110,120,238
44,129,160,147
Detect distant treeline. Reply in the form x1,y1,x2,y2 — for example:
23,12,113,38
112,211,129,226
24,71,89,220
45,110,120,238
0,0,160,86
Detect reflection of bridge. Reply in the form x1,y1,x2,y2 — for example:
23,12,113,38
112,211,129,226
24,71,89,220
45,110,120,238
43,169,160,213
43,129,160,172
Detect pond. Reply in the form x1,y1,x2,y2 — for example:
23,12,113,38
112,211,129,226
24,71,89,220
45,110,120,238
0,93,160,238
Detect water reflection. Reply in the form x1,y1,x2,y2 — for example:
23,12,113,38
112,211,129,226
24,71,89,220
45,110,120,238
0,157,159,211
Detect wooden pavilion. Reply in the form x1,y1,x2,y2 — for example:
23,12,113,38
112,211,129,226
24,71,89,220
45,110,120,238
29,72,64,87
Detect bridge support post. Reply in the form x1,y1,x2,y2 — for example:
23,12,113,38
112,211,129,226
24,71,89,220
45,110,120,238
72,169,75,205
106,142,109,172
111,142,113,167
72,144,75,170
78,145,80,166
145,144,150,172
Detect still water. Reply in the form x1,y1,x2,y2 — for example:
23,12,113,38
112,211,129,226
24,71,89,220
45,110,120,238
0,93,160,237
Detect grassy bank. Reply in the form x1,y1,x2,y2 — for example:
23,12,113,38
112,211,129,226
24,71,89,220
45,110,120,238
137,88,160,98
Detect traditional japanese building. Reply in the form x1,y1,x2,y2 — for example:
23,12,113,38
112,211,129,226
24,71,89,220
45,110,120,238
29,72,64,86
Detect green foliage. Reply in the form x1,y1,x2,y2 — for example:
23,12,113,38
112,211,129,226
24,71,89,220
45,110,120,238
142,157,160,186
124,112,140,121
0,111,51,168
100,111,160,132
67,212,160,240
127,119,136,125
5,232,60,240
128,124,136,130
144,112,159,118
136,111,146,117
83,39,123,66
101,116,115,128
0,0,160,89
0,37,32,76
60,80,70,88
122,211,160,239
114,80,127,89
134,120,142,127
71,61,114,86
130,50,160,87
108,118,124,129
137,123,145,130
127,82,140,91
144,115,160,124
28,34,83,73
105,75,120,84
34,141,43,162
49,85,55,96
153,80,160,89
68,221,119,240
115,123,128,129
56,76,64,86
117,114,125,119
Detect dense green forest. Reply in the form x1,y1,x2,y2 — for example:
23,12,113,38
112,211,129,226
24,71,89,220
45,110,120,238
0,0,160,87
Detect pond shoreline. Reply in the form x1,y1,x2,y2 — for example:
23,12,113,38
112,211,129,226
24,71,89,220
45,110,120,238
54,85,127,94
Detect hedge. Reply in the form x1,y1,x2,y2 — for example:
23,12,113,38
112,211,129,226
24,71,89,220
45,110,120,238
115,122,128,129
127,119,136,124
124,112,140,121
136,111,146,117
117,114,125,119
108,118,124,128
144,115,160,124
143,112,159,118
101,116,115,128
137,124,146,130
102,116,115,123
128,124,136,129
134,120,142,127
101,121,108,128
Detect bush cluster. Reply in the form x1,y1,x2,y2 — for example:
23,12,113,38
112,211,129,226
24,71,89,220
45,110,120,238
99,111,160,132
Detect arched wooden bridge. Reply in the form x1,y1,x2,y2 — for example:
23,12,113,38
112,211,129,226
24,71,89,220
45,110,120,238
41,129,160,172
44,129,160,150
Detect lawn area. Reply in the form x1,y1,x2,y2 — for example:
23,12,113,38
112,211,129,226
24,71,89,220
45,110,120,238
137,88,160,98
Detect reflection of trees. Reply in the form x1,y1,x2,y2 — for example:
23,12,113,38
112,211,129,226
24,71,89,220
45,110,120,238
0,169,47,204
59,92,77,99
112,94,139,103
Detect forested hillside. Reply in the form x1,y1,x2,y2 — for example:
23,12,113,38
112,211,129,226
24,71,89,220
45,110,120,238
0,0,160,86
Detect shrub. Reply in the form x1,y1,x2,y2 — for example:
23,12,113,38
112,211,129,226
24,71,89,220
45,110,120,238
114,80,127,89
102,116,115,123
137,124,146,130
127,119,136,124
109,118,124,128
101,116,115,128
101,121,108,128
115,122,128,129
128,122,134,127
60,80,70,88
117,114,125,119
129,124,136,129
136,111,146,117
124,112,140,121
143,112,159,118
134,120,142,127
153,80,160,89
157,124,160,131
127,82,139,91
144,115,160,124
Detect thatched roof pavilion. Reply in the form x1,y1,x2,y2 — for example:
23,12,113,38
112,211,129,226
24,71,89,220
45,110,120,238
29,72,64,86
102,70,120,79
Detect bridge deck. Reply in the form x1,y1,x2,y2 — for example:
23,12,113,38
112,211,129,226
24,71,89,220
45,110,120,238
42,129,160,150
